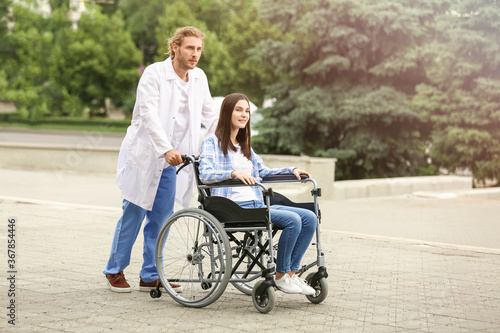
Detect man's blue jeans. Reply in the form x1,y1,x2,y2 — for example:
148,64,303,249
236,200,317,274
103,166,176,282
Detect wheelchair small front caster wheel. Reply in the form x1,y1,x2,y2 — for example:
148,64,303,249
305,272,328,304
150,289,162,299
252,280,275,313
201,281,212,290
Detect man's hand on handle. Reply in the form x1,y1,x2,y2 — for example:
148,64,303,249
165,149,184,166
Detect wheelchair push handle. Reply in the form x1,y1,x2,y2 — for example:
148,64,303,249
176,154,196,175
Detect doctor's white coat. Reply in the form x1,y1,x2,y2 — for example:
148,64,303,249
116,58,218,210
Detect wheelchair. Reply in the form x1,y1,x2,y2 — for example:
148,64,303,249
150,155,328,313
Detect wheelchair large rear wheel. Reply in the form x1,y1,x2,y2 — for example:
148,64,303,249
155,208,231,308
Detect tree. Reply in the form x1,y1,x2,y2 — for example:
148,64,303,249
57,6,141,115
250,0,436,179
0,0,12,37
412,0,500,183
119,0,167,65
0,3,58,120
0,2,141,118
218,4,284,106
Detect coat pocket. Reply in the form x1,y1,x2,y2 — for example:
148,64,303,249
126,135,156,173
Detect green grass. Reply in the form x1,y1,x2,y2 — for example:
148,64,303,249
0,117,130,133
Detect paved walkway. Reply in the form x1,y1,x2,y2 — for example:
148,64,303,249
1,128,500,332
1,168,499,332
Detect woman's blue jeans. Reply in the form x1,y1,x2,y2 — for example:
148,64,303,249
103,166,176,282
236,200,317,274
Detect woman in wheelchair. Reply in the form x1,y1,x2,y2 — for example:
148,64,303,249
199,93,316,296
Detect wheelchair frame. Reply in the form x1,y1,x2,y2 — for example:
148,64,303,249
150,155,328,313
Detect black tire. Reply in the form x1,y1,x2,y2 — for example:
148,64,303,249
305,272,328,304
252,280,275,314
155,208,231,308
150,288,161,299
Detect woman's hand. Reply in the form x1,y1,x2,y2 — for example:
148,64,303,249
293,168,311,182
231,171,257,185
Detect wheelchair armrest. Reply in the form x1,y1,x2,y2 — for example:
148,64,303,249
209,175,306,185
205,175,306,187
206,179,246,187
200,179,270,197
261,174,308,182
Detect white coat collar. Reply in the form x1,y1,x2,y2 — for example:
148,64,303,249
163,57,202,81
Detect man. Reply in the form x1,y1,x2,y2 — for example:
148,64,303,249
103,26,218,292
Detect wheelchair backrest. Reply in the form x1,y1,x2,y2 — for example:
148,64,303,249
192,158,269,225
193,159,210,204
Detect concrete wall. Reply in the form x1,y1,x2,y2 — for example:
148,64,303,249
0,144,119,179
0,143,476,201
256,154,336,201
333,176,472,200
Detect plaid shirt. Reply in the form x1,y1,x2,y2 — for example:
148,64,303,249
199,135,294,205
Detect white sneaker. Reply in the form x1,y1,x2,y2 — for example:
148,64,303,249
291,274,316,296
275,274,302,294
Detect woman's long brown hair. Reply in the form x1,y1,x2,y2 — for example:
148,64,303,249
215,93,252,160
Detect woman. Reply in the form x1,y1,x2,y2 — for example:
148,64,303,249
199,93,316,295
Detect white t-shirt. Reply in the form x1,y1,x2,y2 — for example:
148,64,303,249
170,76,190,150
230,144,258,202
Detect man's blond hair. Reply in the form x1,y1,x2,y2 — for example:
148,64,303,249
167,26,205,60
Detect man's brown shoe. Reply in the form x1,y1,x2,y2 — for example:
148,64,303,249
139,279,183,293
106,272,131,293
167,282,183,293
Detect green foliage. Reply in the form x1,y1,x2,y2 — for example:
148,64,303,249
59,8,141,112
252,0,434,179
412,0,500,181
0,113,130,132
1,0,499,182
219,4,284,105
0,0,12,37
0,4,57,120
0,2,140,119
413,78,500,181
119,0,167,64
251,0,500,181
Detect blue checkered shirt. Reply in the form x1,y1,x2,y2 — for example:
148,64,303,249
199,135,295,206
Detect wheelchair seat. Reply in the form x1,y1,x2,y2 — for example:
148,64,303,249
193,160,269,228
203,196,268,227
